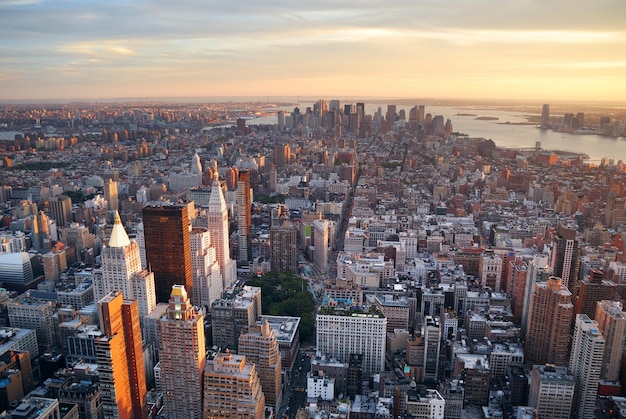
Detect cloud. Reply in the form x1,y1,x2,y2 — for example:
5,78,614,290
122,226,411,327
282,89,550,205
1,0,626,100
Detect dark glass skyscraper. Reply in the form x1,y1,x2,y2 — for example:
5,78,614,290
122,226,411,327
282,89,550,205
142,202,193,303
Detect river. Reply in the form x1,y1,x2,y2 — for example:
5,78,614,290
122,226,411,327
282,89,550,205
246,103,626,162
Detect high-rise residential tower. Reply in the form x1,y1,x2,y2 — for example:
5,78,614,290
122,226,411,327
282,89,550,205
95,211,156,318
573,269,616,319
158,285,206,419
208,181,236,289
521,254,552,339
237,170,252,264
142,201,194,303
569,314,604,419
525,276,573,366
238,320,282,407
96,292,148,419
595,300,626,382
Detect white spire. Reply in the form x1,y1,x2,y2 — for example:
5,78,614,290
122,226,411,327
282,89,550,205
208,181,227,214
108,211,131,247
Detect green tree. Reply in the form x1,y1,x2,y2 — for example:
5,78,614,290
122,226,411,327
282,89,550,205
247,271,316,341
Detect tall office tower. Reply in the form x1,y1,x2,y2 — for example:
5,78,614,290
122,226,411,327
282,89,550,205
158,285,206,419
386,104,397,123
104,179,119,212
208,181,236,289
313,219,330,274
277,111,285,131
595,300,626,382
348,112,360,134
238,320,282,407
316,306,387,375
525,276,573,366
329,99,341,112
423,316,442,382
574,269,616,319
356,102,365,121
521,254,552,339
96,292,148,419
528,364,574,419
203,352,265,419
408,105,419,133
142,201,193,303
189,226,222,309
550,223,579,291
540,104,550,128
47,195,73,227
417,105,425,123
96,211,156,317
237,170,252,264
569,314,604,419
269,222,298,273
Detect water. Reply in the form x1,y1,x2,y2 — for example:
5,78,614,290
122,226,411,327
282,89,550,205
3,103,624,162
247,103,626,162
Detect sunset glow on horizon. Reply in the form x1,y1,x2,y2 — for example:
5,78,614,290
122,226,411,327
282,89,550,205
1,0,626,103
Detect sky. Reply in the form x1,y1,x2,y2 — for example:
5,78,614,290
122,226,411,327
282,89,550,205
1,0,626,102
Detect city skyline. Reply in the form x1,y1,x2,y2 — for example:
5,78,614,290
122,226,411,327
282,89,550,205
1,0,626,102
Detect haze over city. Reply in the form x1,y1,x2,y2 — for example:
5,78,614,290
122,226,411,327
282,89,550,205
2,0,626,102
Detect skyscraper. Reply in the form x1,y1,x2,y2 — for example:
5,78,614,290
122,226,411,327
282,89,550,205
208,181,236,289
521,254,552,339
269,222,298,273
525,276,573,366
104,179,119,212
142,201,194,303
203,352,265,419
595,300,626,382
47,195,72,228
158,285,206,419
313,219,330,274
96,292,148,419
540,104,550,129
550,223,579,291
237,170,252,264
189,226,222,309
95,211,156,318
423,316,441,382
573,269,616,319
569,314,604,419
238,320,283,407
211,286,262,350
